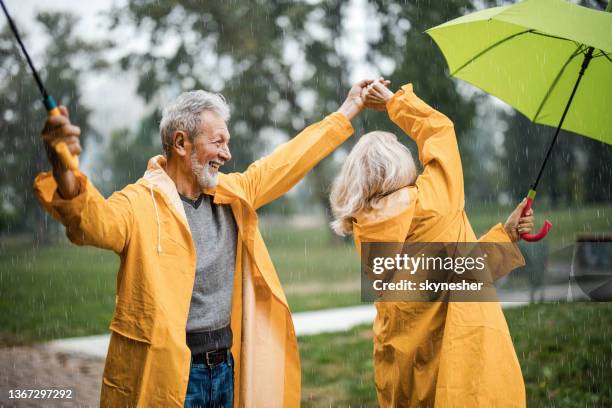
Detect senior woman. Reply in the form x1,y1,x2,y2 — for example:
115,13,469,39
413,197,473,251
330,80,534,407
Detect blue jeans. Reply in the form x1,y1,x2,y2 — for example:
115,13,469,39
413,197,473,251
184,352,234,408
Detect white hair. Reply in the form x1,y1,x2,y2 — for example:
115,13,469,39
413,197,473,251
160,90,230,156
329,131,417,236
191,150,218,189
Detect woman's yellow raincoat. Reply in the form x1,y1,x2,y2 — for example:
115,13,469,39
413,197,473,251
352,84,526,407
33,112,354,407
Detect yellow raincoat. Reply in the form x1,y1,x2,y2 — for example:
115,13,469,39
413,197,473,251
33,112,354,407
352,84,526,407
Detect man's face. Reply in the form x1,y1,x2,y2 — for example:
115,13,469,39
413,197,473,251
190,110,231,189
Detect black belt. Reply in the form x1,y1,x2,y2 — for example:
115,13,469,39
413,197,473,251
191,348,231,367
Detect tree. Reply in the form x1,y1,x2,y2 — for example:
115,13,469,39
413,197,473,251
302,0,483,224
364,0,483,201
96,112,161,194
109,1,313,173
110,1,484,233
107,1,319,216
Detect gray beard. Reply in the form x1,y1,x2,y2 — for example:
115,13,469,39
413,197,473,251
191,152,219,189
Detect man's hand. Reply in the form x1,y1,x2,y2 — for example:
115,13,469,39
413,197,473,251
41,106,81,198
42,106,82,164
362,78,394,111
504,198,535,242
337,79,378,121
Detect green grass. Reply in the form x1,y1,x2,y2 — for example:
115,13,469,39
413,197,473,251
0,203,610,343
0,244,117,344
260,223,361,312
301,325,376,407
467,203,612,249
1,220,611,405
300,302,612,407
0,225,361,343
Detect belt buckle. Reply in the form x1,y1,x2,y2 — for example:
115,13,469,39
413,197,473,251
205,349,221,367
205,350,214,367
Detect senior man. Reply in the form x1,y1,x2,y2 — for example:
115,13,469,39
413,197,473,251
33,80,379,407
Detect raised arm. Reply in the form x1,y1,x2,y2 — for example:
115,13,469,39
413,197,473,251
33,107,133,254
367,81,464,214
226,80,376,210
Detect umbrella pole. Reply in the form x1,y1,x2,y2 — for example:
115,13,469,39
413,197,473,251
531,46,594,191
521,46,594,241
0,0,79,171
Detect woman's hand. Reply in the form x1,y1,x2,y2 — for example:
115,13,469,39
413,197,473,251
362,78,394,111
504,198,535,242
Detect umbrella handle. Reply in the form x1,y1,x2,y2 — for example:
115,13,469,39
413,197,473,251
520,190,552,242
44,95,79,171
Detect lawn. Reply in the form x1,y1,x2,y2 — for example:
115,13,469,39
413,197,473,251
467,203,612,250
0,244,117,344
0,203,610,343
0,227,360,343
1,208,610,405
300,302,612,407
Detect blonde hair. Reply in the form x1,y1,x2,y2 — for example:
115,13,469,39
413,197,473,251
330,131,417,236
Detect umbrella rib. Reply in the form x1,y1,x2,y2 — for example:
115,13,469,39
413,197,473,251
528,31,576,43
450,29,533,76
531,44,584,123
451,30,581,77
532,32,611,57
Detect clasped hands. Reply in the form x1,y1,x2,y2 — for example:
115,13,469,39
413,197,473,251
336,77,395,121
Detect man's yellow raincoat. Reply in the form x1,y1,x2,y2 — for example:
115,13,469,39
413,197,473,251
33,112,353,407
352,85,526,407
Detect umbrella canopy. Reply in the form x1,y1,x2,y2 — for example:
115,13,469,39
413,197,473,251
426,0,612,145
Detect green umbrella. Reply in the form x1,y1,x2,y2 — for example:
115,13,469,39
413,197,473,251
426,0,612,241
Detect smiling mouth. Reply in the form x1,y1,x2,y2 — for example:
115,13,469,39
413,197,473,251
208,161,223,170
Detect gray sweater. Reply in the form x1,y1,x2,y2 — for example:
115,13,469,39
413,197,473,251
181,193,237,353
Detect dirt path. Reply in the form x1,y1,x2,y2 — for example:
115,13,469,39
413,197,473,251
0,346,103,407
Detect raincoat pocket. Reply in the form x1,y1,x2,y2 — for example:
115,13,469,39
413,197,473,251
101,330,152,406
159,231,191,253
156,228,193,276
111,298,163,345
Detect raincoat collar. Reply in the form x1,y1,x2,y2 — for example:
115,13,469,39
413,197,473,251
139,154,247,255
141,155,189,223
140,155,250,249
142,154,240,206
352,186,417,253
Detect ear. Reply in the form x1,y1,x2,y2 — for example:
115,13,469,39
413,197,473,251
172,130,190,157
